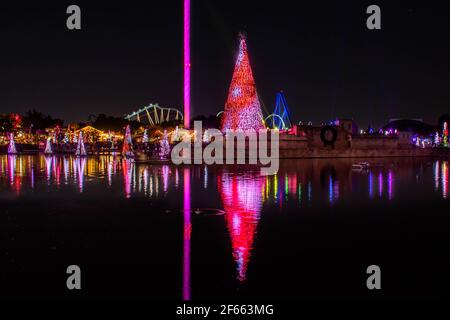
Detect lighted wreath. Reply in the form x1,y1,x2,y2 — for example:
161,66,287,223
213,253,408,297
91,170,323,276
320,126,338,146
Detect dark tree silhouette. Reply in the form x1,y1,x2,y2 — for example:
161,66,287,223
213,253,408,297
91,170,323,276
0,114,13,134
91,114,136,131
22,109,63,133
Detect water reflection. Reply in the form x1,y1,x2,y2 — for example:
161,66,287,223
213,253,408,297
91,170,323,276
1,155,450,299
388,170,394,200
183,168,191,301
8,155,18,190
442,161,448,199
378,172,383,198
434,162,440,191
1,155,449,203
162,166,169,193
76,158,87,193
218,172,265,282
122,159,133,199
63,157,69,184
45,156,52,183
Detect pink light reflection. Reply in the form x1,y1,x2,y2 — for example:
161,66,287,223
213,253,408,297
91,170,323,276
388,170,394,200
122,159,133,198
378,172,383,198
442,162,448,200
76,157,86,193
183,0,191,129
219,173,265,282
183,168,191,300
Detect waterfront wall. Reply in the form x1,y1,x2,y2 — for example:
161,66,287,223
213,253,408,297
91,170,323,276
278,132,447,158
2,131,450,160
278,145,445,159
205,133,448,160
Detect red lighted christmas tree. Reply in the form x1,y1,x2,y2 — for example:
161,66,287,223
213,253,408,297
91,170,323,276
221,34,265,132
122,125,134,158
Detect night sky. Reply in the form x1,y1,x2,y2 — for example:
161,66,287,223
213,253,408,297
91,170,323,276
0,1,449,128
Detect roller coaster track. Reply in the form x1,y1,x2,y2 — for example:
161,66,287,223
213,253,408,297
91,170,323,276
125,104,183,126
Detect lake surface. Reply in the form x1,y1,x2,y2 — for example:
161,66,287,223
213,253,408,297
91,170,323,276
1,155,449,300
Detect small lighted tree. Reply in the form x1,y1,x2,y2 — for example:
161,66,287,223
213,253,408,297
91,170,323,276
44,137,53,155
122,125,134,158
159,130,171,159
75,131,87,157
7,133,17,154
435,131,441,147
443,122,449,147
143,129,149,143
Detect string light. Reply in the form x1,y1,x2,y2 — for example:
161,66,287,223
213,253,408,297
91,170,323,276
7,133,17,155
221,35,265,132
122,125,134,158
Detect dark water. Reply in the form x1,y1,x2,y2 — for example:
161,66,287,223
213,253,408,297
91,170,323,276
0,155,449,301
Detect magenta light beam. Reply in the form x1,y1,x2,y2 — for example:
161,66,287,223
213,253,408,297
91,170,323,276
184,0,191,129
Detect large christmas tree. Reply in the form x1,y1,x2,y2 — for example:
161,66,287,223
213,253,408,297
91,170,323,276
221,34,265,132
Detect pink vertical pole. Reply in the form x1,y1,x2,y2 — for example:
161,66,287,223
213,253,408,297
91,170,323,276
184,0,191,129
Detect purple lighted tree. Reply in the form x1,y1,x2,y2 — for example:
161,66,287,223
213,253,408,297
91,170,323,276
143,129,149,143
75,131,87,157
159,130,171,159
7,133,17,155
44,137,53,155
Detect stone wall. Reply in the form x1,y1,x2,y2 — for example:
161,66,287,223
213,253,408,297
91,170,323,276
352,135,399,149
276,128,448,159
279,146,440,159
